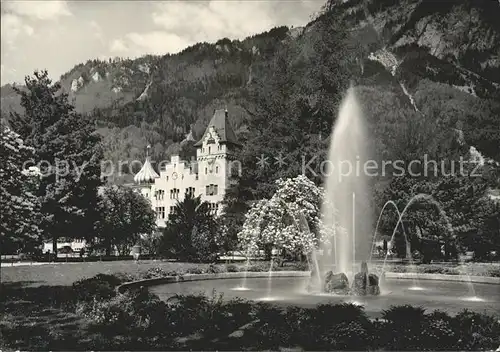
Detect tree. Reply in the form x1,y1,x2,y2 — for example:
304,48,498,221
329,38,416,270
0,126,41,253
137,231,163,257
10,70,103,254
95,186,156,256
160,194,218,262
218,179,252,255
238,175,342,264
378,166,497,261
230,8,357,203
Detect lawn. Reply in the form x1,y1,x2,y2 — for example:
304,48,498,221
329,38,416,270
0,261,223,287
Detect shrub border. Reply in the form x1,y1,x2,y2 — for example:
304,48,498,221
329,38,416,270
117,271,500,294
385,272,500,284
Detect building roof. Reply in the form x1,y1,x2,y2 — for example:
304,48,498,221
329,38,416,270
134,158,159,184
194,109,241,147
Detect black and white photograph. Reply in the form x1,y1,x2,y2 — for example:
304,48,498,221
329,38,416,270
1,0,500,350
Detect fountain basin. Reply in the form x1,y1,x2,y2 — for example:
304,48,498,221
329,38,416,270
117,271,500,293
147,275,500,318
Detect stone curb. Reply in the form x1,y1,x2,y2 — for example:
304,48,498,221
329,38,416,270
117,271,310,293
117,270,500,293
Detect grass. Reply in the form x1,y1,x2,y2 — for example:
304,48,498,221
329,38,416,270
0,261,227,287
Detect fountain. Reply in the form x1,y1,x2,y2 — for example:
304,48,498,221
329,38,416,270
234,255,251,291
265,258,274,300
148,86,498,318
236,86,478,301
377,193,480,299
369,200,404,263
318,86,378,295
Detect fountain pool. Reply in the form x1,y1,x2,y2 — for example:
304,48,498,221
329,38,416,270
149,276,500,318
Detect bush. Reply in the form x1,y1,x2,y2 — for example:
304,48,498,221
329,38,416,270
246,263,267,272
324,321,371,351
166,291,229,337
288,261,309,271
186,267,204,274
285,306,317,347
205,264,225,274
142,267,178,279
380,305,427,350
250,303,291,349
378,263,500,277
77,287,173,346
453,309,500,350
487,268,500,277
72,274,123,303
422,311,457,350
226,264,240,272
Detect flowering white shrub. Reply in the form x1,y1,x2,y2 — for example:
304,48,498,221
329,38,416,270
238,175,344,257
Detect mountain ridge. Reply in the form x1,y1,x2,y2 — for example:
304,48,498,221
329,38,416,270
2,0,499,181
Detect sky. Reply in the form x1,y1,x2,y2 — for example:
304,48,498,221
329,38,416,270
1,0,325,85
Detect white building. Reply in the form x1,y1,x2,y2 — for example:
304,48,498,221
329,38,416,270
133,109,242,227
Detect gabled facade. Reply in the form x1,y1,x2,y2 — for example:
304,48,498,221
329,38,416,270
134,109,242,227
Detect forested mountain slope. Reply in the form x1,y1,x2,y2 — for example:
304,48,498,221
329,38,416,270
2,0,499,184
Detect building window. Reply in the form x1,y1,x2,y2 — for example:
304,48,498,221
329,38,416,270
170,189,179,199
169,206,175,214
206,184,218,196
208,146,211,154
155,207,165,219
186,187,195,198
205,167,207,174
215,166,219,173
208,203,219,215
155,189,165,200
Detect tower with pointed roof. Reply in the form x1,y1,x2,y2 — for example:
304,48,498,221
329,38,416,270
195,108,242,217
133,109,241,227
134,145,159,200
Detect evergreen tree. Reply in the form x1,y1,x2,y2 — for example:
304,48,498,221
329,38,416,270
0,126,41,253
11,70,103,254
229,6,358,205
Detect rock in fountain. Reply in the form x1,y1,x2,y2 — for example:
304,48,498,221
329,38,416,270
352,262,380,296
309,261,380,296
324,271,350,295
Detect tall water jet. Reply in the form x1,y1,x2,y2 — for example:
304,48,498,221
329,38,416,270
369,200,405,264
235,255,251,291
265,257,274,299
279,199,322,291
321,87,372,276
